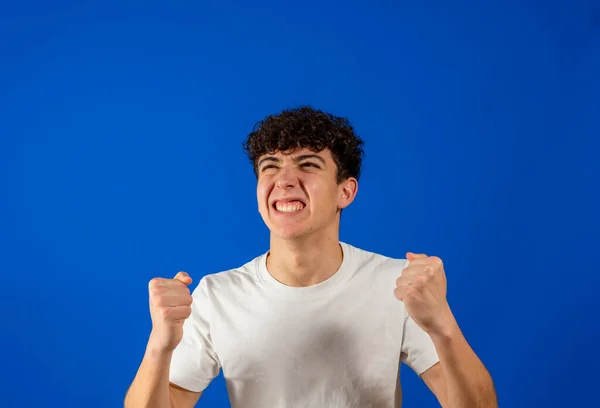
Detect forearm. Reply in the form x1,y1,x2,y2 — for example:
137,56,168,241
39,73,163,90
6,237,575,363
124,343,174,408
430,313,498,408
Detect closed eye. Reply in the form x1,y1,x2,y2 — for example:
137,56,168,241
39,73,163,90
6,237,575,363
260,162,320,172
260,164,278,172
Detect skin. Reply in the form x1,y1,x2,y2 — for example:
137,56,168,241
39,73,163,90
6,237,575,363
124,272,200,408
255,147,358,288
397,253,498,407
125,146,497,408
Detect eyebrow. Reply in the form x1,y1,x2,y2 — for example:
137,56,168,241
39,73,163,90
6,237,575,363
257,154,326,168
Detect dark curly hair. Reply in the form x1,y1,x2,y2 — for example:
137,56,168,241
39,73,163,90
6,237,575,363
242,106,365,183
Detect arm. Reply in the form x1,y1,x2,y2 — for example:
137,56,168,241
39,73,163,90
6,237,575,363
396,253,497,408
125,272,207,408
420,314,498,408
124,341,202,408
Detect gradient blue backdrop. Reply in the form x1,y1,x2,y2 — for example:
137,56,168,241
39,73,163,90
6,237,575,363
1,1,598,407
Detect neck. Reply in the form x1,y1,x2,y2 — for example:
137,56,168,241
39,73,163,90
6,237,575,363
266,228,343,287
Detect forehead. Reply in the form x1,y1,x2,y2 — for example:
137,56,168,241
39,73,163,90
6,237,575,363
258,147,333,161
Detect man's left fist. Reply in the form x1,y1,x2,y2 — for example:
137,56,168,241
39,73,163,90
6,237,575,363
395,252,454,336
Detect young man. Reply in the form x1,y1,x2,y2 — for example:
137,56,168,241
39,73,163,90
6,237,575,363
124,106,498,408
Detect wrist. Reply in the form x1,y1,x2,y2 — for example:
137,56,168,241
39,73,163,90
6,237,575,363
146,333,175,359
428,306,460,342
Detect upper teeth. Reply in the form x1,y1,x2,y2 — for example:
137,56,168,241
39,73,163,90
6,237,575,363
275,201,305,213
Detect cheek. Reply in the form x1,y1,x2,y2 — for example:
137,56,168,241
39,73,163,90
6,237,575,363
304,181,320,200
306,181,337,207
256,181,271,209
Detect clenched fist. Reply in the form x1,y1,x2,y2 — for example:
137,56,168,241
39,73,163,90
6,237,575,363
147,271,194,353
395,252,455,336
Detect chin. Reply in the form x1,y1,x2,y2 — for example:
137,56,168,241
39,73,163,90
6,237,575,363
269,223,312,241
272,228,307,241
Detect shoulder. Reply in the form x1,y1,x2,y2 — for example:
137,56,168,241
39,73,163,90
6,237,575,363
343,241,409,277
181,256,266,330
342,242,409,316
191,253,265,298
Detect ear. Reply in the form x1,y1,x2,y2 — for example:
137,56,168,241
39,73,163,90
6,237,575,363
338,177,358,210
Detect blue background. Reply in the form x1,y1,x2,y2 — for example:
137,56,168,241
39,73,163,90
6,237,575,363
1,1,598,407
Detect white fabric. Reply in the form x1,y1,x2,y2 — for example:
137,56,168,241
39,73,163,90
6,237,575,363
169,242,440,407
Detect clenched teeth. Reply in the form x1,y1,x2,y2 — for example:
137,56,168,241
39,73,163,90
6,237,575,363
275,201,305,213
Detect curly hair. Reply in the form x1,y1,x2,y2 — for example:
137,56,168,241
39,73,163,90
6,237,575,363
242,106,365,183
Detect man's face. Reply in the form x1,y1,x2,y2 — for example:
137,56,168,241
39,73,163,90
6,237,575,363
256,147,357,240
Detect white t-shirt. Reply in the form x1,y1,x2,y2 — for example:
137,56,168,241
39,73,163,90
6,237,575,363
169,241,440,408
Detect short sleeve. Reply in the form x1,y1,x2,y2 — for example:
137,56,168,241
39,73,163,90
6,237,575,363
400,314,440,376
169,276,221,392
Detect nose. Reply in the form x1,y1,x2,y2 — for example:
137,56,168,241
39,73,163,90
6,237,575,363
275,166,298,189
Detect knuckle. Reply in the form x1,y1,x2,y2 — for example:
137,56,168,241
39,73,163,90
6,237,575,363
159,307,171,320
149,286,163,298
148,278,160,289
155,295,167,307
175,288,189,299
394,287,403,299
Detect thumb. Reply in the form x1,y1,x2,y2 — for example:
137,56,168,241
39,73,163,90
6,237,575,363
406,252,428,261
174,271,193,285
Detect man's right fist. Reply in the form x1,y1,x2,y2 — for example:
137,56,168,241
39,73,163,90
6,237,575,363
147,271,193,353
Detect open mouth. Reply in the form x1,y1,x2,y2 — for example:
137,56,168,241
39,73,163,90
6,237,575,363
272,200,306,214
